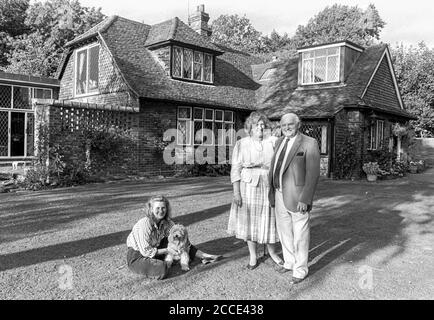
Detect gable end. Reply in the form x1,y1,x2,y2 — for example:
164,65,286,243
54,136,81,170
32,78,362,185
361,48,404,110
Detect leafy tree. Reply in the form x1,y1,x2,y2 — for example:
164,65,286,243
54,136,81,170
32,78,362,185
210,14,265,54
391,42,434,137
3,0,105,77
292,4,386,48
262,29,293,52
0,0,30,67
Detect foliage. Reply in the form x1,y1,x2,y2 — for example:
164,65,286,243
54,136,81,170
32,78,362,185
362,162,380,175
392,123,409,137
2,0,105,76
0,0,30,67
210,14,266,54
391,42,434,137
24,123,135,190
366,146,408,178
334,136,359,179
292,4,385,48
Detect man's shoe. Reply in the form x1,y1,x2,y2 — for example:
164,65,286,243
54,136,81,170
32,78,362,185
290,276,304,284
278,267,292,274
246,261,260,270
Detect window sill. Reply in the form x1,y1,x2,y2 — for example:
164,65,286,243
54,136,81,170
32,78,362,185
73,91,100,99
171,77,214,86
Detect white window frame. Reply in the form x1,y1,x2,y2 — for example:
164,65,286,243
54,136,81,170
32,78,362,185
176,107,234,146
301,47,341,85
0,84,52,158
172,46,213,84
74,43,100,97
369,120,384,150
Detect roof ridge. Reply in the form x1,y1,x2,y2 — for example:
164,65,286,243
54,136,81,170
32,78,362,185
116,16,151,28
169,17,179,40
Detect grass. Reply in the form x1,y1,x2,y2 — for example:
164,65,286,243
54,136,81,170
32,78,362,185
0,171,433,300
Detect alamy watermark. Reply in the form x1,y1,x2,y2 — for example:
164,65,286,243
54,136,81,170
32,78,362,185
58,264,74,290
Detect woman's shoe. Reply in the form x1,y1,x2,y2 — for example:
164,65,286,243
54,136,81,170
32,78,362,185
246,261,259,270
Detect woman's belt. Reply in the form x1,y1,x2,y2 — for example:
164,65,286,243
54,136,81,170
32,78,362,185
242,164,270,170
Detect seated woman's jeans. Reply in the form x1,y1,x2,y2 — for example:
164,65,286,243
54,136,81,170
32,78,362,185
126,237,198,279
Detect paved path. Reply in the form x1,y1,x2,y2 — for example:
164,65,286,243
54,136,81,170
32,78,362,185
0,172,433,299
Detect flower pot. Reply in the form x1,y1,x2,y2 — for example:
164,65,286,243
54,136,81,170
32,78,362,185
366,174,377,182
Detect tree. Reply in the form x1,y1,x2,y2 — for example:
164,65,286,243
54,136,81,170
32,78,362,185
0,0,30,67
210,14,265,54
292,4,386,48
391,42,434,137
3,0,105,77
262,29,293,52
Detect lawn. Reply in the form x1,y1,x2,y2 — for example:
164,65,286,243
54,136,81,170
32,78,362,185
0,171,433,300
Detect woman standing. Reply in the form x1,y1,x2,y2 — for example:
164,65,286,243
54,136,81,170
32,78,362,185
227,112,283,270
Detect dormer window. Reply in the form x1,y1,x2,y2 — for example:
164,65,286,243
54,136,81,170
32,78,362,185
172,46,213,83
301,47,340,85
75,44,100,96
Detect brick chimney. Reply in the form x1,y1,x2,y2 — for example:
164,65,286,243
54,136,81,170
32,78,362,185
188,4,212,37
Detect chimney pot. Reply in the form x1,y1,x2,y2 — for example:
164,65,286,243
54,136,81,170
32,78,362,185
189,4,211,37
198,4,205,12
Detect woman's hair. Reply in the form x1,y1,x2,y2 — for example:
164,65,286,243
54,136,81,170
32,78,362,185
143,195,172,221
244,111,270,135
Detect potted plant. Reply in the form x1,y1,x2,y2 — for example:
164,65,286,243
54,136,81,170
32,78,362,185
409,161,419,173
362,162,380,182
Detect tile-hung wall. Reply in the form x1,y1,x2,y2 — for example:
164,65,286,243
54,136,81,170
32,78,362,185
0,84,52,158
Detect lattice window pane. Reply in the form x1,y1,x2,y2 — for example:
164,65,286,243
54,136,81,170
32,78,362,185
183,48,193,79
88,45,100,93
13,87,31,109
173,47,182,78
178,107,191,119
204,54,212,82
27,113,34,156
215,110,223,121
224,123,234,145
76,49,87,95
300,123,327,154
177,120,190,145
327,47,339,55
0,111,8,156
303,59,313,84
203,121,213,146
194,120,203,145
315,48,328,57
193,107,203,120
314,57,326,83
224,111,233,122
205,109,213,120
193,51,203,81
0,85,12,109
327,55,339,81
214,122,223,145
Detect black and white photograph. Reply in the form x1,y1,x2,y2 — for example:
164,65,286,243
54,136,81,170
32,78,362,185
0,0,433,302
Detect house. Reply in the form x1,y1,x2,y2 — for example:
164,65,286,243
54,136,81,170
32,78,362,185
41,4,263,175
0,72,59,170
255,40,416,177
32,5,415,177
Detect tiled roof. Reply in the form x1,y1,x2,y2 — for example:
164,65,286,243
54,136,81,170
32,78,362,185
0,71,59,87
256,44,415,120
97,16,263,110
144,17,223,53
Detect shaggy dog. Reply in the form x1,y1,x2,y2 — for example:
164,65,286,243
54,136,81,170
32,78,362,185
165,224,191,271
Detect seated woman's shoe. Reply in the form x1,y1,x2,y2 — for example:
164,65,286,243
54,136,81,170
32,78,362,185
201,255,223,265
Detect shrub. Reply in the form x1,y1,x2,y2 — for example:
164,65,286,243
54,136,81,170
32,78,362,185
334,136,359,179
362,162,380,175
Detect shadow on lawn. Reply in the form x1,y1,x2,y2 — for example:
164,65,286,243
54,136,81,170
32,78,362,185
0,177,231,244
0,204,231,272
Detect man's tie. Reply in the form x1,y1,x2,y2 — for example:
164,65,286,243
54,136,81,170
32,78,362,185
273,138,289,190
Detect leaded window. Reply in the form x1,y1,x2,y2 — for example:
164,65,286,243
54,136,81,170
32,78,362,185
172,46,213,83
302,47,340,84
369,120,384,150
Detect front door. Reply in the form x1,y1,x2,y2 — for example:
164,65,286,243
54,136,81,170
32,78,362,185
10,112,25,157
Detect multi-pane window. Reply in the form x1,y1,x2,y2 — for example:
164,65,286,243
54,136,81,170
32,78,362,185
302,47,340,84
75,44,100,96
0,84,52,157
369,120,384,150
177,107,233,146
172,46,213,83
300,123,328,155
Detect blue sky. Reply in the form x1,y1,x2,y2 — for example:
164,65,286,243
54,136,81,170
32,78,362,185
78,0,434,48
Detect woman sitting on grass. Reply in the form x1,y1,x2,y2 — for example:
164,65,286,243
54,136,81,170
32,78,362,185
126,195,221,280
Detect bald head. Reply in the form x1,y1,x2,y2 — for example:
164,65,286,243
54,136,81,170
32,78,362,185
280,113,300,138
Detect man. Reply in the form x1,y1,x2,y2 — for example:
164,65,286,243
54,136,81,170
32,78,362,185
268,113,320,284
